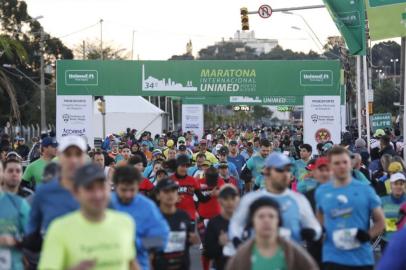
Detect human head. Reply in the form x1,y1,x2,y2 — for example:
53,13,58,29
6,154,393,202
3,159,23,192
41,137,58,159
218,161,229,177
58,136,87,181
156,178,179,207
263,152,292,192
177,145,188,156
351,153,362,169
131,143,139,153
218,146,229,162
199,139,207,152
92,151,105,168
196,153,206,167
113,165,142,204
259,139,272,158
121,146,132,160
167,148,177,160
249,197,281,240
253,137,261,148
229,140,238,155
128,155,144,173
73,164,109,218
156,169,168,182
390,172,406,198
380,135,391,149
218,184,239,217
299,144,312,161
158,137,166,147
380,154,393,172
328,146,352,182
141,141,149,152
176,155,190,176
313,157,331,183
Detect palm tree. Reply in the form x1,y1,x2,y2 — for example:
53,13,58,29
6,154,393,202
0,34,28,127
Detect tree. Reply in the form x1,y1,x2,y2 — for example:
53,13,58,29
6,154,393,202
373,79,399,115
74,40,129,60
198,42,259,60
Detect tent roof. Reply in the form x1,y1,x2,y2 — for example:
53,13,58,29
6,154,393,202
95,96,164,114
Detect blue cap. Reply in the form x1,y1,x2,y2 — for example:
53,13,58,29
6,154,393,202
264,152,292,169
41,137,58,148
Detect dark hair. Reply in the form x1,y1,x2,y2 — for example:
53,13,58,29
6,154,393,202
300,144,312,153
113,165,142,185
196,153,206,160
128,155,144,166
92,151,104,159
260,139,271,148
4,158,22,170
254,137,261,143
122,145,131,150
205,166,219,187
327,146,350,159
316,143,324,152
380,135,391,147
248,196,282,228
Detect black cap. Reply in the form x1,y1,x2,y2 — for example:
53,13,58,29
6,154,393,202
218,146,229,156
229,140,238,145
218,161,228,168
219,184,238,198
176,154,190,167
74,163,106,188
156,178,179,191
178,145,187,151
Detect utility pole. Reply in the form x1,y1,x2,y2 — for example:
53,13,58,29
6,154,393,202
100,19,103,60
39,29,46,133
82,40,86,59
131,30,135,60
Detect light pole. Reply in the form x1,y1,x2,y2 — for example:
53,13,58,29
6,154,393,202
291,26,323,53
391,58,399,84
100,19,103,60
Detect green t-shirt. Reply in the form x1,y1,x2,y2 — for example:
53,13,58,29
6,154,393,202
252,244,287,270
22,158,48,184
39,210,136,270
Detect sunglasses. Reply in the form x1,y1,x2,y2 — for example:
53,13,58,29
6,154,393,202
274,166,291,173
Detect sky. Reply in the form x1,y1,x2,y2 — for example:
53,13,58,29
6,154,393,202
24,0,341,60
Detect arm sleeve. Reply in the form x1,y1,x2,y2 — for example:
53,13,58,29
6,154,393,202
314,186,324,214
144,202,170,250
368,186,382,210
204,220,222,259
27,192,42,234
22,165,32,182
20,199,31,234
38,221,65,270
295,193,322,241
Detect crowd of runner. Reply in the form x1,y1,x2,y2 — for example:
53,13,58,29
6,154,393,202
1,126,406,270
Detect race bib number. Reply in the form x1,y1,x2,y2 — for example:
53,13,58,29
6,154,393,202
164,231,187,253
279,228,292,239
332,228,361,250
385,218,398,232
0,249,11,270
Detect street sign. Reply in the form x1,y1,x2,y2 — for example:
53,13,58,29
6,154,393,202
371,113,392,132
258,4,272,19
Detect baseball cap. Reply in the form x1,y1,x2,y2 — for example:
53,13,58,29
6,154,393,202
229,140,238,146
218,146,229,156
264,152,292,169
374,129,385,138
390,172,406,183
156,178,179,191
322,142,333,152
218,184,238,199
315,157,329,169
152,149,163,157
73,163,105,188
167,139,175,148
176,155,190,167
178,137,186,143
202,160,211,167
388,162,403,174
141,141,149,146
218,161,228,168
42,137,58,148
178,145,187,151
58,136,86,153
200,139,207,144
215,144,223,152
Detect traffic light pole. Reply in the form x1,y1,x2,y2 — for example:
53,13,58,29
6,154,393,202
247,4,325,14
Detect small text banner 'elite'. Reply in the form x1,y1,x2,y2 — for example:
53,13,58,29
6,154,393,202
303,96,341,151
182,104,204,139
56,95,93,146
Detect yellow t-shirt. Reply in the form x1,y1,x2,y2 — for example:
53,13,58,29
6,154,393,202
39,210,135,270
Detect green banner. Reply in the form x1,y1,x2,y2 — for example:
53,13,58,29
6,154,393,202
182,96,301,105
371,113,392,131
57,60,342,97
366,0,406,40
323,0,367,55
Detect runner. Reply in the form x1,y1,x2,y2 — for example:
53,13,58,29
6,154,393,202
245,139,272,189
204,185,239,270
2,158,23,195
38,163,139,270
153,178,199,270
111,165,169,270
187,153,206,177
292,144,312,183
315,146,385,270
215,146,239,180
217,161,239,191
227,140,246,176
192,139,218,165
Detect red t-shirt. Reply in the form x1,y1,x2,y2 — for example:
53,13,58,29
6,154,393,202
197,178,225,219
171,174,201,220
139,178,154,194
219,176,239,191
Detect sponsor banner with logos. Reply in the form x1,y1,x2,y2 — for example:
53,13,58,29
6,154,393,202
370,113,392,132
303,96,342,151
56,95,93,146
57,60,342,97
181,104,204,139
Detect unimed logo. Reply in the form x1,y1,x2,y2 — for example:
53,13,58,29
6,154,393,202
65,70,98,85
300,70,333,86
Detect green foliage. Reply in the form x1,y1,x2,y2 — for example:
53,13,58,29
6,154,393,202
74,40,129,60
373,79,399,115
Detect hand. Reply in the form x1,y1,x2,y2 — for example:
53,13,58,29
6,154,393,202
0,235,16,247
188,232,200,245
218,230,228,246
300,228,316,241
355,229,371,243
69,260,96,270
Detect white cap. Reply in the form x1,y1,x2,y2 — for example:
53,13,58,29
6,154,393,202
58,136,87,153
215,144,223,151
390,172,406,183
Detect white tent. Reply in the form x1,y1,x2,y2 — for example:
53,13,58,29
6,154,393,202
93,96,165,138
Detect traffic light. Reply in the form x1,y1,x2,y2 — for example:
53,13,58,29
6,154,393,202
97,100,105,114
240,7,249,31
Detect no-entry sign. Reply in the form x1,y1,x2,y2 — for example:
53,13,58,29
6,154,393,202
258,4,272,19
